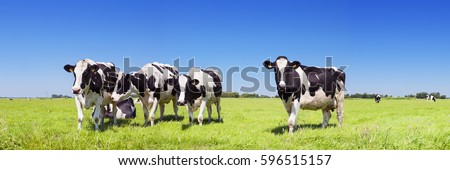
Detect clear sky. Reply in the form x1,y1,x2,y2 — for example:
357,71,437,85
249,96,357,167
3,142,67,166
1,0,449,97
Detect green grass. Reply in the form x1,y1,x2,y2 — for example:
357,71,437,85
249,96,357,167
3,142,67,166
0,98,448,150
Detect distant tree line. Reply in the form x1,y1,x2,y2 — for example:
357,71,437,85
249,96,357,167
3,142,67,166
344,93,389,99
410,92,447,99
344,92,447,99
221,92,274,98
51,94,72,98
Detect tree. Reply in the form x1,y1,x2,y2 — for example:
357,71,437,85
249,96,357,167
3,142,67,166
416,92,428,99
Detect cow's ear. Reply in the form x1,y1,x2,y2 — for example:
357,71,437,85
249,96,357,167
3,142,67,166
292,61,301,69
263,60,273,69
190,79,200,86
89,64,99,73
64,64,75,73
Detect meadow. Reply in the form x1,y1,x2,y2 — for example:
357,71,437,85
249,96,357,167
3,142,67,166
0,98,448,150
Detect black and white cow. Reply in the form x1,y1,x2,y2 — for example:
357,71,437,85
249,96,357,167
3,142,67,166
375,95,381,103
64,59,119,130
263,56,346,134
104,97,136,119
175,67,222,125
111,62,179,126
426,94,436,102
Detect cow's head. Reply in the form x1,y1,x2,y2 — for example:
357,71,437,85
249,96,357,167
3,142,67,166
111,72,146,102
64,59,100,94
263,56,301,93
175,74,201,106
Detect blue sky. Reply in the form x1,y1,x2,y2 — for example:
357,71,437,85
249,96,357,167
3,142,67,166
0,0,449,97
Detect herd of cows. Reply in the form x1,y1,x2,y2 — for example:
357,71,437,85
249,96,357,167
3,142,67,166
63,56,345,134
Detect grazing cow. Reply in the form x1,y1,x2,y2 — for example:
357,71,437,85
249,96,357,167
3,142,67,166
111,62,179,126
104,97,136,119
175,67,222,125
64,59,119,130
263,56,346,134
375,95,381,103
426,95,436,102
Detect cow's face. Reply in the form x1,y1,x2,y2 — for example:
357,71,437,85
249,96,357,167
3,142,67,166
64,60,99,94
263,56,300,92
175,74,200,106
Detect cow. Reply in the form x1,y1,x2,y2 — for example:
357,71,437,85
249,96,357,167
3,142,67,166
375,95,381,103
426,94,436,102
104,97,137,119
64,59,119,130
263,56,346,134
111,62,179,126
175,67,222,125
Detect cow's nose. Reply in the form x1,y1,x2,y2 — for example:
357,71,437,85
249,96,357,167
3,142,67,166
279,81,286,88
177,101,185,106
72,88,81,94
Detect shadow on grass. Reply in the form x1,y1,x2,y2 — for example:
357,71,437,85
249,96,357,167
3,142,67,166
154,115,185,124
181,118,224,131
270,123,336,135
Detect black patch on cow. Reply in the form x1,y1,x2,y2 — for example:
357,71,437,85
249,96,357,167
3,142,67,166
130,73,147,97
89,72,103,93
147,75,156,91
163,66,178,75
201,69,222,97
152,64,164,74
302,66,344,99
97,64,117,93
115,98,136,119
154,88,161,99
116,74,131,95
301,84,306,95
183,76,202,105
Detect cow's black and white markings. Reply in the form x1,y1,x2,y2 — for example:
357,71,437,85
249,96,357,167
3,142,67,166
111,62,179,126
375,95,381,103
175,67,222,125
64,59,119,130
102,97,136,119
263,56,346,134
426,94,436,102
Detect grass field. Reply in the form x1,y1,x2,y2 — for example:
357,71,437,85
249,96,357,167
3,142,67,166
0,98,448,150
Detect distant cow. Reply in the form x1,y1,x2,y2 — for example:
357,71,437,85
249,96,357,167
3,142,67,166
426,95,436,102
175,67,222,125
375,95,381,103
111,62,179,126
263,56,346,134
64,59,119,130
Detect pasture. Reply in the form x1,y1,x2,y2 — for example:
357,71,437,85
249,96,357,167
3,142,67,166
0,98,448,150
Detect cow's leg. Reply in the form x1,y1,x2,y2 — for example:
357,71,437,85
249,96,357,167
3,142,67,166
112,102,118,126
288,99,300,134
172,97,179,120
92,98,103,131
99,106,105,126
187,105,194,125
74,98,84,130
207,104,212,124
321,109,331,128
216,98,222,122
159,102,165,122
197,100,207,126
142,97,150,126
337,102,344,127
149,98,159,126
